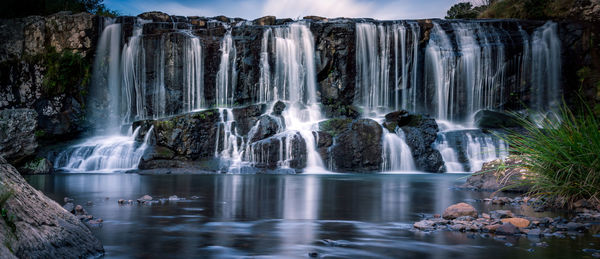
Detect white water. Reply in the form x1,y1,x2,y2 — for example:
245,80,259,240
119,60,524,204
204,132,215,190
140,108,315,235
216,30,237,107
382,127,416,172
355,22,420,115
56,18,205,172
54,126,153,172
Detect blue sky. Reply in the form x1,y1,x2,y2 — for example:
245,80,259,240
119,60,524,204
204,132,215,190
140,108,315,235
104,0,469,20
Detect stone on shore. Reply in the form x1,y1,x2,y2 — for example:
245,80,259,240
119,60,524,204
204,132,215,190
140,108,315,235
442,203,478,220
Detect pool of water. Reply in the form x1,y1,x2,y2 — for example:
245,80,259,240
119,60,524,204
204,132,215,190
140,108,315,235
25,173,596,258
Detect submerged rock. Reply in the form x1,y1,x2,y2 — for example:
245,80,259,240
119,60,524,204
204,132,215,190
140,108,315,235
0,156,103,258
442,203,478,220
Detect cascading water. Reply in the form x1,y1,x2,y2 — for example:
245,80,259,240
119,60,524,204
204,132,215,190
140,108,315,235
382,127,416,172
216,30,237,107
434,129,508,172
54,126,154,172
355,22,420,115
55,17,205,172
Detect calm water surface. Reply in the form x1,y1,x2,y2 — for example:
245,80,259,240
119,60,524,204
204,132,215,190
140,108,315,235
25,173,597,258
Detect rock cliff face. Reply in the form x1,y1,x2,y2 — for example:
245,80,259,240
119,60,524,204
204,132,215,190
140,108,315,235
0,12,99,143
0,156,104,257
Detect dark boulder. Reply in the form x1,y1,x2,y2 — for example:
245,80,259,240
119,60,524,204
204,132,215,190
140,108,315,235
400,115,445,173
271,101,286,116
331,119,383,172
474,110,520,129
133,109,221,160
0,156,104,258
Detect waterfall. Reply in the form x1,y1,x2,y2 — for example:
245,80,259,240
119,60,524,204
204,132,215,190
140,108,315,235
382,127,416,172
89,22,122,133
355,22,420,115
258,28,272,103
531,22,562,116
216,30,237,107
56,18,205,172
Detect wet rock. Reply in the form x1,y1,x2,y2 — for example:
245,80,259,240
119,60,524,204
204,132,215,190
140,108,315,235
118,199,125,204
249,132,307,170
400,116,445,173
330,119,383,172
383,110,411,132
442,203,478,220
308,252,319,258
137,195,153,203
490,210,514,219
248,115,283,143
527,228,542,237
232,104,268,136
133,109,221,161
492,197,512,205
271,101,286,116
495,222,520,235
474,109,520,129
501,218,530,228
565,222,586,231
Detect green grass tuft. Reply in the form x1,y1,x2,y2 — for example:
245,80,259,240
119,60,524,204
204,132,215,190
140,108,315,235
503,102,600,207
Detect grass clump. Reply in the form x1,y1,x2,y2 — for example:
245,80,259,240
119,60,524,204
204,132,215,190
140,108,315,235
503,103,600,207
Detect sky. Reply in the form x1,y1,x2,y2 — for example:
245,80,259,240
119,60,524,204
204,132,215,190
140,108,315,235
103,0,469,20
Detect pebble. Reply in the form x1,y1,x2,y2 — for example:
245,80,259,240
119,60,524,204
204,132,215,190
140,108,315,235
118,199,125,204
308,252,318,258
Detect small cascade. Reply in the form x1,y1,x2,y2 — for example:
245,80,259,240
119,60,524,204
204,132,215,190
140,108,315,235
216,30,237,107
214,108,244,173
382,127,416,172
434,128,508,172
53,126,153,172
183,34,205,112
530,22,562,116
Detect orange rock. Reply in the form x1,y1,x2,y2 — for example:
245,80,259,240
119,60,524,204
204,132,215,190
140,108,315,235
442,203,478,220
501,218,530,228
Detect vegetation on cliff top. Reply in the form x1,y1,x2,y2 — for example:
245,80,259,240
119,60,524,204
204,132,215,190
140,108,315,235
504,102,600,207
446,0,576,20
1,0,119,18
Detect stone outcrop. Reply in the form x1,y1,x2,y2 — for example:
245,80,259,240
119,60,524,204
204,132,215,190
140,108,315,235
0,156,103,258
0,12,98,143
463,155,532,192
0,109,38,165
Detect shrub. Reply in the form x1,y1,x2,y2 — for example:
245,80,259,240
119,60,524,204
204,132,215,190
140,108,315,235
42,47,90,96
503,102,600,207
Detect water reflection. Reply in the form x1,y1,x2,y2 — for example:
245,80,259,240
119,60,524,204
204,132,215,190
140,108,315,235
26,173,593,258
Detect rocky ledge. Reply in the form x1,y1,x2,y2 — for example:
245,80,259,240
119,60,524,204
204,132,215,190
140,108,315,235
0,156,103,258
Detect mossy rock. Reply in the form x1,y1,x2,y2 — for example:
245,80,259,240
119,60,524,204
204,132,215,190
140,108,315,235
318,118,352,137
